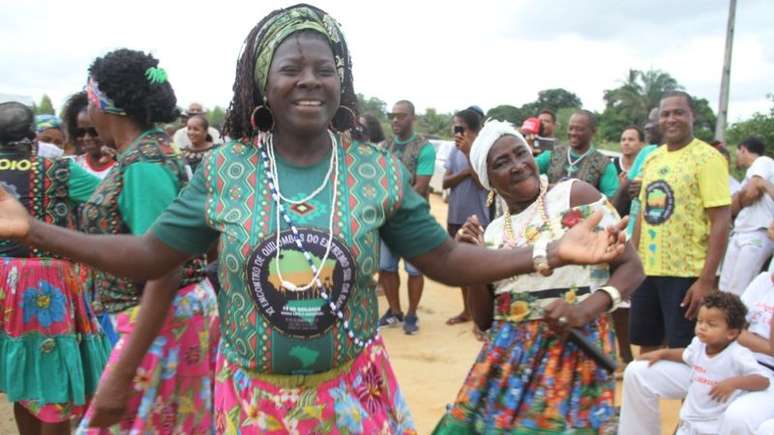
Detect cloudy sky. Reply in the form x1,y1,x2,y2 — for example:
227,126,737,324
2,0,772,123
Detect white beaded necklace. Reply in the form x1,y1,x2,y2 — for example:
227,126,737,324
566,146,593,173
265,132,338,292
256,132,375,348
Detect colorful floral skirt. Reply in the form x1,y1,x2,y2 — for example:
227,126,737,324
0,257,111,423
433,316,617,434
76,278,219,434
214,336,417,434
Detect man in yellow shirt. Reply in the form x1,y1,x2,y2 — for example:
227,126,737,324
630,91,731,354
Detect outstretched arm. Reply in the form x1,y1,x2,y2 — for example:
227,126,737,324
411,211,628,287
23,221,189,281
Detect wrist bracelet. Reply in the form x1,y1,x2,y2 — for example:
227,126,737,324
595,285,622,313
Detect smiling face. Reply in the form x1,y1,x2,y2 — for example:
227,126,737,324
486,135,541,206
659,95,694,146
265,32,340,137
76,109,103,157
186,116,208,147
567,113,594,150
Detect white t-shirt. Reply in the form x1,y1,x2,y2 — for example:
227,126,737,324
734,156,774,233
680,337,769,432
741,272,774,368
172,126,223,150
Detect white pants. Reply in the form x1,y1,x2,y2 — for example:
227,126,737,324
619,360,774,435
720,230,773,296
758,420,774,435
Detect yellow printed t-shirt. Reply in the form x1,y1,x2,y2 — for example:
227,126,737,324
638,138,731,277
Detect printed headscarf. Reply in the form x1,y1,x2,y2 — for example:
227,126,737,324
253,5,346,94
34,114,61,133
469,119,529,190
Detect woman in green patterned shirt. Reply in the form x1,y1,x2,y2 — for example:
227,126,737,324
0,5,629,433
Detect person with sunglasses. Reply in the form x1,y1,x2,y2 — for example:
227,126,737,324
379,99,437,335
62,91,116,179
0,101,110,435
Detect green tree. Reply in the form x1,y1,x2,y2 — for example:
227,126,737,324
692,97,717,143
486,105,524,125
532,88,582,114
726,94,774,156
356,93,387,121
598,69,683,142
416,108,452,139
207,105,226,130
36,94,55,115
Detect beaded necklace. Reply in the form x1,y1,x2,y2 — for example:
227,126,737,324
255,132,375,349
566,146,593,175
502,176,556,245
265,132,338,292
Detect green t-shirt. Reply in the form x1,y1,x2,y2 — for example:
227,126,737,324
392,134,436,177
152,138,447,374
536,149,620,198
117,162,180,234
67,159,102,203
625,144,658,237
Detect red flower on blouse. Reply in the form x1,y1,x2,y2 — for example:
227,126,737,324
561,209,584,228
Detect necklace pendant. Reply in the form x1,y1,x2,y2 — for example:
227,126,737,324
566,164,576,174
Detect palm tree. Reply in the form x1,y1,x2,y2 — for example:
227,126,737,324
603,69,682,127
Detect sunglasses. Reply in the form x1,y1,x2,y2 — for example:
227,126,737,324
75,127,98,138
387,112,409,121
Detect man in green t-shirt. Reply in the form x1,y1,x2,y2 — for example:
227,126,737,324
535,110,619,198
379,100,437,335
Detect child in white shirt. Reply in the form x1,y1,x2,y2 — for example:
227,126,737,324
639,292,770,434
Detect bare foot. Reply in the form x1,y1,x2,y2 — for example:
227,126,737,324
446,312,471,325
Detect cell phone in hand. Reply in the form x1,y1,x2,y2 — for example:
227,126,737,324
453,125,464,135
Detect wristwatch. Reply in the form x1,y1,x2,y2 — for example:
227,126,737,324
532,239,553,276
595,285,623,312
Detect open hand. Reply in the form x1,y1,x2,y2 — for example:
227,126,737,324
0,185,32,240
555,211,628,266
709,379,737,403
87,369,133,428
455,214,484,246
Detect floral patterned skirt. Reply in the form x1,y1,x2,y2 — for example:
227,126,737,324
433,316,616,434
0,257,111,423
76,278,219,434
214,336,417,434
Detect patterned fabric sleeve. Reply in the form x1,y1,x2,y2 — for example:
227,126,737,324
151,167,219,255
379,161,448,259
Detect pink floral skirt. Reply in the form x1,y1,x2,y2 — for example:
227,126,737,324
0,257,111,423
214,336,417,434
76,278,219,434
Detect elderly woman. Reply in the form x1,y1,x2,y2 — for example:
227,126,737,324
434,121,644,433
0,5,629,433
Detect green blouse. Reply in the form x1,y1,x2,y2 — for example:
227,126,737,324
152,136,447,374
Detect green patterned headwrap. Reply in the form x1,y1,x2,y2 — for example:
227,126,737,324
253,5,345,94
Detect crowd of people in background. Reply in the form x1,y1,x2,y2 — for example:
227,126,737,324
0,3,772,434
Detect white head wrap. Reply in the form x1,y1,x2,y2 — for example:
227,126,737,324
469,119,529,190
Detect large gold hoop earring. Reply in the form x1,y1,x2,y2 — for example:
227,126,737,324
332,105,357,132
250,105,274,132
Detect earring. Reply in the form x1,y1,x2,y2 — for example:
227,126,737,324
487,190,495,207
332,105,357,132
250,104,274,132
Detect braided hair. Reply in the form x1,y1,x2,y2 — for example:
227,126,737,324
61,91,88,143
223,3,358,139
88,49,179,129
